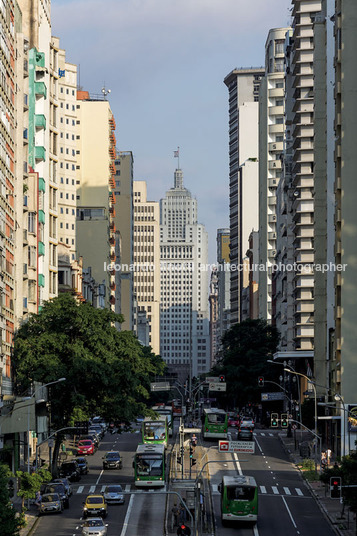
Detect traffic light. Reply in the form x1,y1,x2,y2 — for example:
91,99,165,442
189,446,193,458
330,477,341,499
258,376,264,387
281,414,288,428
271,413,278,427
219,375,225,383
190,457,197,467
177,456,182,465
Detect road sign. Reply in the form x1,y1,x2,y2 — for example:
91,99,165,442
292,424,297,430
209,382,226,392
48,439,54,448
219,440,255,453
205,376,219,383
183,428,201,434
261,392,285,401
150,382,171,392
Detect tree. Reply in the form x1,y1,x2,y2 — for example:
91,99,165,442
15,467,52,509
320,451,357,514
212,318,280,408
0,464,19,536
12,294,165,469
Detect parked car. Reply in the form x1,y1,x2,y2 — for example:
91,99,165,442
102,451,122,470
39,493,63,515
59,461,81,482
102,485,124,504
81,517,108,536
52,478,73,497
228,412,240,427
42,482,70,508
74,456,89,475
77,439,95,456
83,495,107,518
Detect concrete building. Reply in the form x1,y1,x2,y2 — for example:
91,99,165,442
76,91,117,310
133,180,160,354
215,229,230,360
160,168,210,378
224,68,264,324
259,28,289,322
209,268,219,368
333,0,357,454
0,0,16,395
113,152,134,330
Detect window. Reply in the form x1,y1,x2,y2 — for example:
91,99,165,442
28,212,36,233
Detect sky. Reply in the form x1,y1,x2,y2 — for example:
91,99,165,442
52,0,292,263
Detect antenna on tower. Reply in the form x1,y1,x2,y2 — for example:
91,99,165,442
102,83,111,100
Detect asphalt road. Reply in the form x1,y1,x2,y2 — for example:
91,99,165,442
209,427,337,536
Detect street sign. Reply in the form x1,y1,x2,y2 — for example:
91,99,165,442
261,392,285,401
292,424,297,430
48,439,54,448
183,428,201,434
205,376,219,383
209,382,226,392
219,440,255,454
150,382,171,392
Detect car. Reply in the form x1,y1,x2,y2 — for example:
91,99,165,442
42,482,70,508
39,493,63,515
240,416,255,429
102,485,124,504
89,424,105,439
228,413,240,427
81,517,108,536
74,456,89,475
81,434,99,449
83,495,107,518
59,461,81,482
102,451,122,470
237,427,254,441
77,439,95,455
52,477,73,497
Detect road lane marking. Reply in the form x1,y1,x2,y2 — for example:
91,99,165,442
77,486,84,494
125,484,131,492
101,485,106,492
284,487,291,495
295,488,303,496
233,452,243,475
255,437,263,454
261,433,266,436
272,486,279,494
282,495,298,529
212,484,218,492
260,486,267,494
95,469,103,485
120,494,134,536
89,485,96,493
269,433,273,437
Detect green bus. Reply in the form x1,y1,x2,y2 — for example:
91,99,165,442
152,405,173,437
142,417,168,447
218,475,258,525
202,408,228,439
133,444,166,487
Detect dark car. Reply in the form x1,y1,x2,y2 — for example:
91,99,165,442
74,456,89,475
102,451,122,470
42,482,70,508
237,426,254,441
52,478,73,497
59,461,81,482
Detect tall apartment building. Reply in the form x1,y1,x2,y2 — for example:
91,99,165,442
133,180,160,354
332,0,357,454
76,91,116,310
215,229,230,359
113,151,134,330
224,68,264,324
54,37,77,261
209,268,218,369
259,28,289,321
160,168,210,378
0,0,16,395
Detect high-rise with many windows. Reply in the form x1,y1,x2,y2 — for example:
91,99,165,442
160,168,210,377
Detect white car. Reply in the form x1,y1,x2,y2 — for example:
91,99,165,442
81,517,108,536
102,484,124,504
240,417,255,429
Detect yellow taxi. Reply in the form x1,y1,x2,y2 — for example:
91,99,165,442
82,494,107,518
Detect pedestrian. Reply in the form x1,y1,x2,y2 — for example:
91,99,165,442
191,434,197,449
179,500,186,524
326,448,332,465
34,490,42,511
321,451,327,469
172,503,180,527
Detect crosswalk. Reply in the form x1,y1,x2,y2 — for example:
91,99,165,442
72,484,166,495
211,484,307,498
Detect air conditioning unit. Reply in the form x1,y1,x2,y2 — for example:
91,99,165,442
273,144,277,149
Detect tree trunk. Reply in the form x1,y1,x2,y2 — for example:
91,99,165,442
50,435,63,478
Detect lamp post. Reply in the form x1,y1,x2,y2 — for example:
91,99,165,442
267,359,302,423
334,394,348,457
24,378,66,474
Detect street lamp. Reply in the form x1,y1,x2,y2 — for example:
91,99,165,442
334,394,348,457
267,360,301,420
24,378,66,474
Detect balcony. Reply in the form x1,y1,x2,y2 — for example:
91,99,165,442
38,177,46,192
35,114,46,130
38,241,45,256
35,51,45,68
35,146,46,161
38,273,45,287
34,81,47,99
38,210,45,224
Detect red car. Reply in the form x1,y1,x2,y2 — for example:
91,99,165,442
77,439,95,455
228,413,240,427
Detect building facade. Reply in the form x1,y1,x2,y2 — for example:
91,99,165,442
160,168,210,378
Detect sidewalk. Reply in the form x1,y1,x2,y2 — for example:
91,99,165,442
279,431,356,536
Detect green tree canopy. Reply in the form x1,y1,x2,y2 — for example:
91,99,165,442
212,318,280,408
13,294,165,428
0,464,19,536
